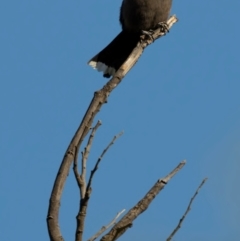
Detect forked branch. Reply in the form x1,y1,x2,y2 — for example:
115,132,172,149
75,132,123,241
73,120,102,198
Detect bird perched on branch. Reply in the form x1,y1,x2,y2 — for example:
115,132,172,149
88,0,173,78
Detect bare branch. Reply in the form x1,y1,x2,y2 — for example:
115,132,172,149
88,209,126,241
86,132,124,193
46,16,178,241
73,120,102,198
75,131,123,241
166,178,208,241
81,120,102,198
100,160,186,241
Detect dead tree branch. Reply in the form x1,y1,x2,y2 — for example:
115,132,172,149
166,178,208,241
46,15,178,241
73,120,102,198
75,132,123,241
100,160,186,241
88,209,126,241
86,132,123,193
81,121,102,195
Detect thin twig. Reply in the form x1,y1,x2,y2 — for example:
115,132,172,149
166,178,208,241
88,209,126,241
75,131,123,241
86,132,124,193
100,160,186,241
73,120,101,199
81,120,102,198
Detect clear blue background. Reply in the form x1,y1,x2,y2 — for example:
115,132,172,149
1,1,240,240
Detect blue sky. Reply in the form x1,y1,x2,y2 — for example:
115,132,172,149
0,1,240,240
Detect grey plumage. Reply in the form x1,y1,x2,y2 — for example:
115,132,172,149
120,0,172,32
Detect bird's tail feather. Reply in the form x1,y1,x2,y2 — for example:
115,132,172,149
88,31,140,78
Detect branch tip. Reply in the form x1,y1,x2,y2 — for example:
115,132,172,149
166,178,208,241
86,131,123,195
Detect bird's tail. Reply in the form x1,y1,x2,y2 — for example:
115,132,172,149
88,31,140,78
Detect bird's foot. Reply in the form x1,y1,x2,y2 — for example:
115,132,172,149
140,21,169,42
141,29,155,42
157,22,169,34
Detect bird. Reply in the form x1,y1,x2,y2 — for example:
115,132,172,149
88,0,173,78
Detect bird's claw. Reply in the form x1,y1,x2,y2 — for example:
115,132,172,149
141,21,169,42
157,22,169,34
141,29,155,42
